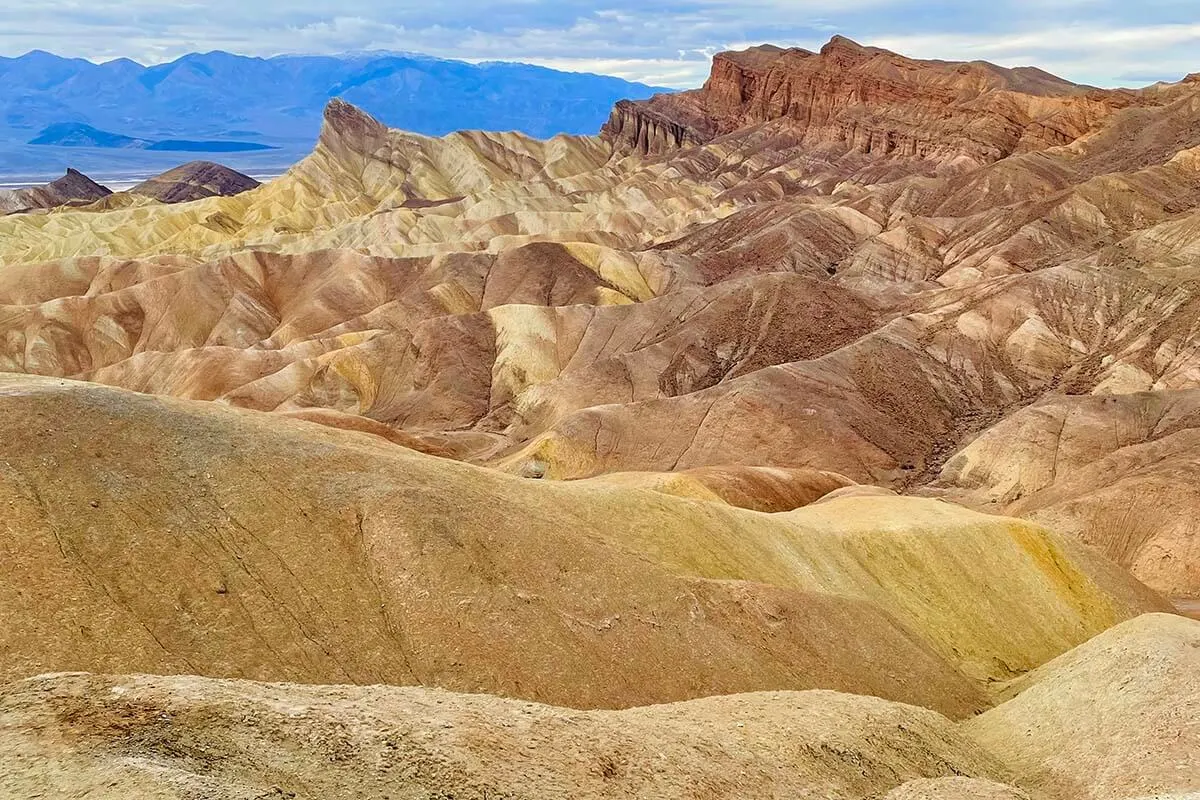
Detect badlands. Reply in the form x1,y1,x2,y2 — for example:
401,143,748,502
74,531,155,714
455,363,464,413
1,36,1199,798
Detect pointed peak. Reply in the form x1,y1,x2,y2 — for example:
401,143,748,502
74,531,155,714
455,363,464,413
323,98,386,134
320,98,389,151
820,35,869,55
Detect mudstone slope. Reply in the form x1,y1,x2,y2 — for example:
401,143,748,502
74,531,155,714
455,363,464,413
0,168,110,214
1,36,1199,799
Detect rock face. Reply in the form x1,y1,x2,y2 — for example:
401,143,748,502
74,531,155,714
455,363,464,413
0,167,111,214
603,36,1133,165
130,160,260,203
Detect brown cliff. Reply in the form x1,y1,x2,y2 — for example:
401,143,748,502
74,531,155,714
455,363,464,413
604,36,1140,166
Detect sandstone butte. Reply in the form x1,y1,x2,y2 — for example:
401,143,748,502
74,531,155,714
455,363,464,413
1,35,1200,799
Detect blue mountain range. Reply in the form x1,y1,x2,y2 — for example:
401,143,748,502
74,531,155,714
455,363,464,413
0,50,666,179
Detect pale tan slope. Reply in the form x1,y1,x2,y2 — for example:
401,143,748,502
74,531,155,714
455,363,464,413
0,101,732,267
4,617,1197,800
884,777,1033,800
0,678,1012,800
0,375,1167,714
580,465,855,512
965,614,1200,800
935,391,1200,597
0,378,985,716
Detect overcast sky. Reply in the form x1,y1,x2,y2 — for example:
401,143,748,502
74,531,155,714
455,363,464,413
2,0,1198,88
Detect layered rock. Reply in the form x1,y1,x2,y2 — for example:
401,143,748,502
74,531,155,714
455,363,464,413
0,168,111,214
604,36,1138,168
130,160,260,203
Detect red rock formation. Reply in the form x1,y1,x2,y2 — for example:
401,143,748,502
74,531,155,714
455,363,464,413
605,36,1141,166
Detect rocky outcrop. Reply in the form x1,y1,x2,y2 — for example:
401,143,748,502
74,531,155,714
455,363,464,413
603,98,713,155
321,96,391,153
130,160,260,203
604,36,1140,165
0,168,111,214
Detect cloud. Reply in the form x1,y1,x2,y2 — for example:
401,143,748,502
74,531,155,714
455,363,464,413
0,1,1197,88
868,22,1200,87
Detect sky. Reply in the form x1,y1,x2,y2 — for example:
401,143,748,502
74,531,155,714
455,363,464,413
1,0,1199,89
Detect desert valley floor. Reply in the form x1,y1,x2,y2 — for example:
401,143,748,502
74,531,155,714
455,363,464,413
1,36,1199,799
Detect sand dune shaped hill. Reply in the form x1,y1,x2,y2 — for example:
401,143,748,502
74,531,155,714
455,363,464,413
0,375,1168,715
3,614,1198,799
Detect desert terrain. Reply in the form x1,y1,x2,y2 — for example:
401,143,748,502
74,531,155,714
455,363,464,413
2,36,1199,798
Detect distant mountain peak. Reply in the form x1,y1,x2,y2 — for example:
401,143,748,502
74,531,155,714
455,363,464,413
0,48,668,177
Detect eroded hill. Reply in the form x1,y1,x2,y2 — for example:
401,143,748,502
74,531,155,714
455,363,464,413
2,35,1199,799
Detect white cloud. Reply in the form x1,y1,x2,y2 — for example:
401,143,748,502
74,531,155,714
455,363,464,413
0,1,1198,87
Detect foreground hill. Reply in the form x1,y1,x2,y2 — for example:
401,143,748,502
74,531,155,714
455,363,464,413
0,374,1167,715
3,614,1196,798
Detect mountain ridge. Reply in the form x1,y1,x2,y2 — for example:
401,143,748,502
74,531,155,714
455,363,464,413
0,48,670,175
603,35,1143,160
